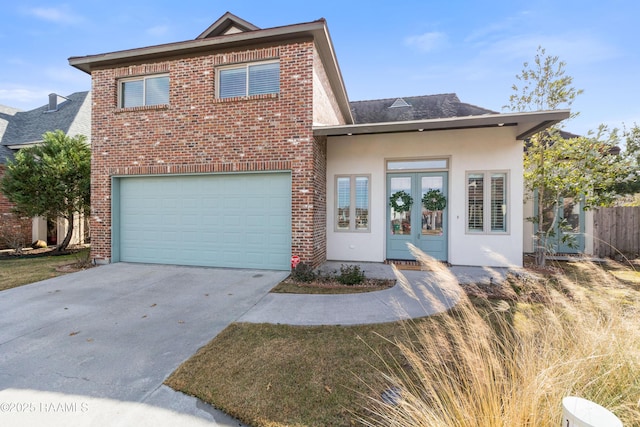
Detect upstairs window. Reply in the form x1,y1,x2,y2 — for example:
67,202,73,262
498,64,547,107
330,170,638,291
120,75,169,108
218,61,280,99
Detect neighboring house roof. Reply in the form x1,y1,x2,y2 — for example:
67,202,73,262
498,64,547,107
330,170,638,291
0,105,20,164
350,94,496,124
0,144,15,164
0,91,91,164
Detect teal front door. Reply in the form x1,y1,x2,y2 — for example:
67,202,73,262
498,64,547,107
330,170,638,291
536,195,586,254
387,172,448,261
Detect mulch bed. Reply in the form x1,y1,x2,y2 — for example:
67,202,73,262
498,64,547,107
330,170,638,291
0,246,87,259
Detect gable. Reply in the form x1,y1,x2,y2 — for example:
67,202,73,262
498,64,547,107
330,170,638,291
196,12,260,39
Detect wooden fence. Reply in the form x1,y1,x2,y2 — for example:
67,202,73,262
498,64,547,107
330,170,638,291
593,206,640,258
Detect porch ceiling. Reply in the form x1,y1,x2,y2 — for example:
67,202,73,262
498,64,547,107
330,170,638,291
313,109,571,140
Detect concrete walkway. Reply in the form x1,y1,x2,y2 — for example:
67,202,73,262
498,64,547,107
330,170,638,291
238,261,514,325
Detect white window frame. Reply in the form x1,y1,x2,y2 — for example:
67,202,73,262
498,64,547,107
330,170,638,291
465,170,509,234
118,74,169,108
216,60,280,99
335,174,370,232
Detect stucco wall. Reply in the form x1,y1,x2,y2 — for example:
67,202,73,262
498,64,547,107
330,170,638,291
326,127,524,267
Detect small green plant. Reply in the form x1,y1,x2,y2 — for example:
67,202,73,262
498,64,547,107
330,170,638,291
290,262,316,283
73,248,93,269
337,264,365,285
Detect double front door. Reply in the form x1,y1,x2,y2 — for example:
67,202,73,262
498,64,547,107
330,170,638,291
387,172,448,261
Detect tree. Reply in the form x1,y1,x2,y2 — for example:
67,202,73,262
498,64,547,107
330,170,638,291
612,124,640,196
0,130,90,252
524,128,631,260
506,47,632,265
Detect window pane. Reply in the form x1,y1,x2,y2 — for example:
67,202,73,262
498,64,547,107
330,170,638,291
121,80,143,108
421,176,444,235
355,176,369,230
219,68,247,98
387,159,447,170
563,197,580,232
468,174,484,232
390,176,412,235
249,62,280,96
145,76,169,106
336,177,350,230
490,173,507,232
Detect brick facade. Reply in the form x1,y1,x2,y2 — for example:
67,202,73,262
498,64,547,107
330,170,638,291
0,165,32,250
90,40,327,265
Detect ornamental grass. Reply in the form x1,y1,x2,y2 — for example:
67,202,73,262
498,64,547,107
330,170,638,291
360,246,640,427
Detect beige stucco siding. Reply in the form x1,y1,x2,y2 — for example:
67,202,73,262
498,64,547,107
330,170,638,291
326,127,524,267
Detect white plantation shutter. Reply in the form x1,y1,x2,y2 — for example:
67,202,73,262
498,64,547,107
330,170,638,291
336,177,350,230
467,172,508,233
491,173,507,232
467,174,484,232
355,176,369,230
248,62,280,96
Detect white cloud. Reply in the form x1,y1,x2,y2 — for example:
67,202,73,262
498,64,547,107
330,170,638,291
464,10,532,44
146,25,170,37
478,33,620,65
0,88,50,109
404,31,448,53
44,66,90,85
26,6,84,25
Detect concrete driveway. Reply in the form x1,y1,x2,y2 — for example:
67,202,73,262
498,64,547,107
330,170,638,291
0,263,287,426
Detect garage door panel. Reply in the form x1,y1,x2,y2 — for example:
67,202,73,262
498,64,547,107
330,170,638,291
118,173,291,270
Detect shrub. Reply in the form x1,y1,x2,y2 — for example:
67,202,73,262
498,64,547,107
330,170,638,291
337,264,365,285
290,262,316,283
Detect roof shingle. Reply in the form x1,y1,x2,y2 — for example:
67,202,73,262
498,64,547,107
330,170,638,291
349,93,496,124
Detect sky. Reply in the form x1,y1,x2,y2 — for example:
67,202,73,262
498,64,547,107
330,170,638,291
1,0,638,136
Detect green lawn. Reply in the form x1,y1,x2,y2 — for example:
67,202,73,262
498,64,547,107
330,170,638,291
0,248,91,291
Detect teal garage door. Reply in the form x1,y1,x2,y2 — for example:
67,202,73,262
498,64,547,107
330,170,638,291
115,173,291,270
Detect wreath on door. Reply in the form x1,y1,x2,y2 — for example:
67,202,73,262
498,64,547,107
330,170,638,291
389,190,413,213
422,189,447,211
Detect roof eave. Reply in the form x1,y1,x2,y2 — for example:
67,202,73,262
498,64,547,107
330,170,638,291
68,20,325,74
313,24,353,124
7,141,42,149
313,110,571,138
